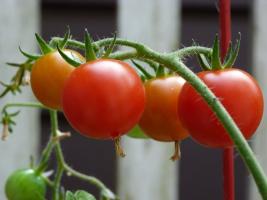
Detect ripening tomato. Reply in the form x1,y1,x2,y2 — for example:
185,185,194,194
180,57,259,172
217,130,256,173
31,50,84,110
178,68,264,148
139,76,189,141
5,169,46,200
62,59,145,139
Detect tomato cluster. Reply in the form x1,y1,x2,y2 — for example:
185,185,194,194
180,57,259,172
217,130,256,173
28,33,264,155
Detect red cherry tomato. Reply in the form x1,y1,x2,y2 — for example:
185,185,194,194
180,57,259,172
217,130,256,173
62,59,145,139
139,76,189,141
31,50,84,110
178,68,264,148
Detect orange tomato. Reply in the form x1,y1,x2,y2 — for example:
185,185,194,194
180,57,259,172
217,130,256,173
30,50,84,110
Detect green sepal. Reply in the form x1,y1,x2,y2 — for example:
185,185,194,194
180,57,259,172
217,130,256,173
35,33,53,55
102,33,117,58
57,45,82,67
156,65,165,77
131,60,153,79
223,33,241,68
211,34,222,70
222,42,233,65
19,46,41,60
59,26,71,49
6,63,21,67
142,59,158,72
84,29,97,61
197,53,211,71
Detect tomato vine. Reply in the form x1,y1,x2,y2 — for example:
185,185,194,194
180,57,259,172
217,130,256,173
1,32,267,199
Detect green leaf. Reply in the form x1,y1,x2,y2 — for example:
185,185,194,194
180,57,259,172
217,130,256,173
131,60,153,79
35,33,53,54
102,33,117,58
19,46,41,60
211,34,222,70
57,45,82,67
59,26,71,49
223,33,241,68
65,191,76,200
84,29,97,61
74,190,96,200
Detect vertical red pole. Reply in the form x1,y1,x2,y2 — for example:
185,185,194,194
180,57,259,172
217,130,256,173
219,0,235,200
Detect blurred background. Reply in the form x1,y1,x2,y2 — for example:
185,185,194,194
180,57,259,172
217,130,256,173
0,0,266,199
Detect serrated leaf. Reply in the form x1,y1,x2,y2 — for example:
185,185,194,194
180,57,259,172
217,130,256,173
65,191,76,200
74,190,96,200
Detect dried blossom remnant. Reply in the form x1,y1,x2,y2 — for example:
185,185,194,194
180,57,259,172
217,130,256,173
52,131,71,142
1,123,9,141
22,71,31,86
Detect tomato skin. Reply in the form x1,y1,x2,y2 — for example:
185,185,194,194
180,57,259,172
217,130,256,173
62,59,145,139
178,68,264,148
139,76,189,141
30,50,84,110
5,169,46,200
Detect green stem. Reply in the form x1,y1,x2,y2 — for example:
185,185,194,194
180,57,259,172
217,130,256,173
144,52,267,198
63,164,106,190
50,37,267,198
172,46,212,58
35,137,55,175
49,110,64,200
2,102,47,112
48,110,115,199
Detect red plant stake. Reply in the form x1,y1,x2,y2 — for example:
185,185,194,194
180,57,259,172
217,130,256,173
219,0,235,200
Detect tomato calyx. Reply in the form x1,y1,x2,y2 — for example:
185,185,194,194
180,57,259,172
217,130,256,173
197,33,240,70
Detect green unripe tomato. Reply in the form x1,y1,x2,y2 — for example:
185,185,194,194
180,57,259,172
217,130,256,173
5,169,46,200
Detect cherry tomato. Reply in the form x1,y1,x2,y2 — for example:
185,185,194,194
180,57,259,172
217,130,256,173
31,50,84,110
178,68,264,148
139,76,189,141
5,169,46,200
62,59,145,139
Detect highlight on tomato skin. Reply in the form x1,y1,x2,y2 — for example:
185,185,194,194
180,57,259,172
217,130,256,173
30,50,84,110
62,59,146,140
178,68,264,148
139,75,189,142
5,169,46,200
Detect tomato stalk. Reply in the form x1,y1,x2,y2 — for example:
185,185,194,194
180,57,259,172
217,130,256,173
54,37,267,199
